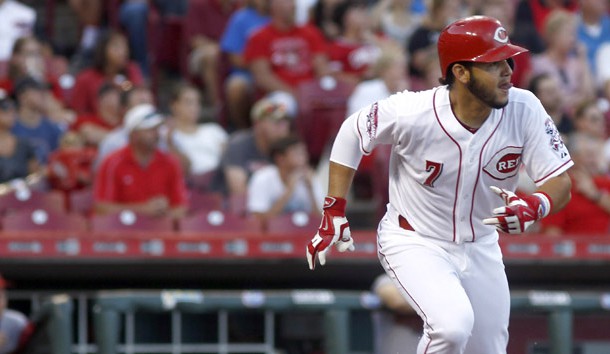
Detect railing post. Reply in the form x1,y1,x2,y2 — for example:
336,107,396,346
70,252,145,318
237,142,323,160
48,294,73,354
548,308,573,354
323,309,349,354
93,304,121,354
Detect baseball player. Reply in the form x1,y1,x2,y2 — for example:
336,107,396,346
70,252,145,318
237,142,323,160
306,16,573,354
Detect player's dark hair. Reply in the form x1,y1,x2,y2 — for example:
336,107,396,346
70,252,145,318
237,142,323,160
269,135,303,161
439,61,473,88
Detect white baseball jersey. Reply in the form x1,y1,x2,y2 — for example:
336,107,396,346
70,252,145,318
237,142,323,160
331,85,573,243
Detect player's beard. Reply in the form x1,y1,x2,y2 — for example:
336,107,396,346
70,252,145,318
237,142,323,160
466,73,509,109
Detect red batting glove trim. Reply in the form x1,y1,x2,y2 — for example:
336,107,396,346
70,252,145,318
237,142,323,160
323,196,346,214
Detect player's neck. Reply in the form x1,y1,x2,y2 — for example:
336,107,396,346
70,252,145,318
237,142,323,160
449,89,492,129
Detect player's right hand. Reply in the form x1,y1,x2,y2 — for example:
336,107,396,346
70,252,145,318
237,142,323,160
306,196,355,270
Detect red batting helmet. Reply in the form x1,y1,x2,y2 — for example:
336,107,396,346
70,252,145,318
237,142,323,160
437,16,528,79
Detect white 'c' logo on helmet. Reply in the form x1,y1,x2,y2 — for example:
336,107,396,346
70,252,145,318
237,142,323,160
493,27,509,43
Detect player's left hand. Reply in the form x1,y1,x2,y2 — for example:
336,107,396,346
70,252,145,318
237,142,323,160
483,186,551,234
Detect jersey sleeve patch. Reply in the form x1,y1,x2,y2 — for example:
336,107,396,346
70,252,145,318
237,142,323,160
365,102,379,142
545,118,568,159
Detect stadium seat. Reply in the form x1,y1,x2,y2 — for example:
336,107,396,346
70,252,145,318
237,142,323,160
90,211,175,233
68,188,94,216
186,170,217,192
2,209,88,232
226,194,247,217
295,78,355,165
178,210,262,233
265,212,320,234
0,189,66,215
187,190,224,214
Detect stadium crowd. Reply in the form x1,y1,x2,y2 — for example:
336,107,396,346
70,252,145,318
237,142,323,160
1,0,610,234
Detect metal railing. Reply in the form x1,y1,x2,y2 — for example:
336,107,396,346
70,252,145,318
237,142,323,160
11,289,610,354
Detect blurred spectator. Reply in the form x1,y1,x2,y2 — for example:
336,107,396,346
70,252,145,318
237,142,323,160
528,73,575,137
479,0,532,88
0,94,40,184
573,99,606,141
371,274,420,354
71,30,144,116
214,95,292,196
168,83,228,179
407,0,461,81
310,0,346,40
220,0,270,130
70,82,122,147
0,274,32,354
95,86,158,168
0,0,36,62
247,135,323,221
120,85,155,114
93,104,188,218
243,0,331,97
347,45,409,115
531,9,596,115
328,0,385,85
541,132,610,235
408,48,440,91
1,36,75,126
47,131,96,192
370,0,423,47
68,0,104,69
12,77,64,164
515,0,578,41
118,0,150,78
577,0,610,88
185,0,240,115
118,0,189,77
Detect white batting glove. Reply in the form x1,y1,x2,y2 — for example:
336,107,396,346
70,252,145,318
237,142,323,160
306,196,355,270
483,186,551,234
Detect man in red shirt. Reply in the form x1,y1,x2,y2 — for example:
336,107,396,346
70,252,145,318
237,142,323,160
243,0,331,96
93,104,188,219
541,132,610,235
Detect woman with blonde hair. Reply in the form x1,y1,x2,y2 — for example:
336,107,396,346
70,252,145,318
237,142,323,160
530,9,595,114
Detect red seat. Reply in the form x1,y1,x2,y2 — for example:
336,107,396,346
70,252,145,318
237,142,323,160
186,170,217,192
226,194,247,217
295,78,355,164
2,209,88,232
90,212,175,233
265,212,320,234
0,189,66,215
178,210,262,233
68,188,94,216
187,190,224,214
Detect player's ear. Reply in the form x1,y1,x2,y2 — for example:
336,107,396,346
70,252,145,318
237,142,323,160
453,64,470,84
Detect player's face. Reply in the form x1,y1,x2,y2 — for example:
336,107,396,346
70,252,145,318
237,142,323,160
466,60,513,109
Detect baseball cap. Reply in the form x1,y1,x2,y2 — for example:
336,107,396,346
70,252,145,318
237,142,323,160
123,103,164,133
251,91,297,122
13,76,49,97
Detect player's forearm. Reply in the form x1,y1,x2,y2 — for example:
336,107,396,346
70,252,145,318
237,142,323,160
327,161,356,199
537,172,572,214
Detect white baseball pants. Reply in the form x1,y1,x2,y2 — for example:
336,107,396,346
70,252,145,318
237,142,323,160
377,208,510,354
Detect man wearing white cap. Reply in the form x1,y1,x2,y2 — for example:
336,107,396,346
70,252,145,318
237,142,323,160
93,104,188,218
